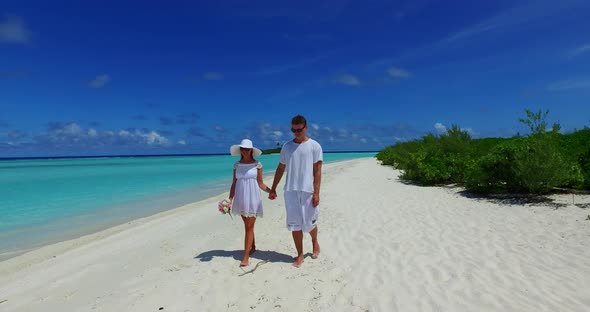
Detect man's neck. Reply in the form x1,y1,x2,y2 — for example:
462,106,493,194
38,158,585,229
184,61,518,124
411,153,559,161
293,136,309,144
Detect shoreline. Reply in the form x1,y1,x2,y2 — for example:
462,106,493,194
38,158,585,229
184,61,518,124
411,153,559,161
0,157,365,262
1,158,589,311
0,153,376,261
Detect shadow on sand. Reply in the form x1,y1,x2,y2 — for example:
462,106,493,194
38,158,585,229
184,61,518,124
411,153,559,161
194,249,294,263
457,190,570,209
391,173,590,209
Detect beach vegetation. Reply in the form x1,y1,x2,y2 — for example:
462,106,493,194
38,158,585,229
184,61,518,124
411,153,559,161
377,109,590,194
262,147,281,154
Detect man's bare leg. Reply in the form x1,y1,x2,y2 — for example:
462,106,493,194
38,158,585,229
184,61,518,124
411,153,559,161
310,226,320,259
292,230,304,267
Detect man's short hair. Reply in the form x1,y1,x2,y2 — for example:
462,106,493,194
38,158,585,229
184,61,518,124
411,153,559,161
291,114,307,126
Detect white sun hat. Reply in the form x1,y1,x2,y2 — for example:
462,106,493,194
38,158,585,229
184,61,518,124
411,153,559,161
230,139,262,157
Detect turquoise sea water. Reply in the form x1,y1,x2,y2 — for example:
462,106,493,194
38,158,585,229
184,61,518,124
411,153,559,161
0,152,375,259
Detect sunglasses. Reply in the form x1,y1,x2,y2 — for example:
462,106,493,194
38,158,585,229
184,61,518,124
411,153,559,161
291,127,305,133
239,147,252,151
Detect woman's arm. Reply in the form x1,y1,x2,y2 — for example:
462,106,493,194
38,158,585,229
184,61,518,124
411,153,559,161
257,167,271,193
229,168,237,201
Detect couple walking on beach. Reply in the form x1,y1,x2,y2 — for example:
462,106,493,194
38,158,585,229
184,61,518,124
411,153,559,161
228,114,323,268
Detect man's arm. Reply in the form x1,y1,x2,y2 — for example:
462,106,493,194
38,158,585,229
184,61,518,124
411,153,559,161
269,163,286,199
312,161,322,207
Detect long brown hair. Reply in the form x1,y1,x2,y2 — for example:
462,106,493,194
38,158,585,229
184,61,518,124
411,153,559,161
240,149,255,161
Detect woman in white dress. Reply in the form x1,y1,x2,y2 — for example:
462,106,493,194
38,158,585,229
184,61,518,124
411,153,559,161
229,139,272,267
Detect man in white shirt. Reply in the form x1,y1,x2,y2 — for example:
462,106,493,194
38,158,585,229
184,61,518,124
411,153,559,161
269,114,323,268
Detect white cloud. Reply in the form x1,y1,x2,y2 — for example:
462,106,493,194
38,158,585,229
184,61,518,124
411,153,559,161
40,122,171,147
387,67,411,78
462,127,476,136
62,123,83,135
434,122,447,133
0,16,30,44
334,74,360,86
445,22,501,43
5,130,28,142
434,123,478,136
547,79,590,91
310,123,319,130
203,72,224,80
370,1,590,75
178,140,186,145
145,131,168,145
571,44,590,57
257,54,327,76
443,1,586,43
88,74,110,88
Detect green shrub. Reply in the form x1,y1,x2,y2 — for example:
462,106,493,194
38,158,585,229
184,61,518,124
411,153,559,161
395,126,472,185
515,134,574,193
379,108,589,193
560,129,590,189
376,140,422,168
465,139,525,193
466,134,583,194
579,150,590,189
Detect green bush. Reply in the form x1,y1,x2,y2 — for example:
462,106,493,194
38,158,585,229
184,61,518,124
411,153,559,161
560,128,590,189
395,126,472,185
376,140,422,168
465,134,583,194
400,147,451,184
579,150,590,189
379,109,589,193
465,139,524,193
515,134,577,193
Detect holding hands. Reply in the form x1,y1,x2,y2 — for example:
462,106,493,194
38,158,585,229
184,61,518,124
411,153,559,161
269,189,277,200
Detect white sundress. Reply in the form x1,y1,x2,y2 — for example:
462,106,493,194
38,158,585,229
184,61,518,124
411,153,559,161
232,161,263,218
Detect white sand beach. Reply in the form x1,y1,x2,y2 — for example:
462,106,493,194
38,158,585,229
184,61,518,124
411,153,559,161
1,158,589,311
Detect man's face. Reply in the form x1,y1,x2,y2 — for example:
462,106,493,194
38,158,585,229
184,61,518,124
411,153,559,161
291,123,306,137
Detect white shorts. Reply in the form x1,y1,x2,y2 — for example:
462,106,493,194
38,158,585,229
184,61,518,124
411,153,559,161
284,191,319,233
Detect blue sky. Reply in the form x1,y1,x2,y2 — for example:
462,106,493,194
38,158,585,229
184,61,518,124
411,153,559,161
1,0,590,157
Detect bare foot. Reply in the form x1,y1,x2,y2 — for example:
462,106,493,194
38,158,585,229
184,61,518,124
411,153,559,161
292,255,304,268
311,243,320,259
239,261,249,267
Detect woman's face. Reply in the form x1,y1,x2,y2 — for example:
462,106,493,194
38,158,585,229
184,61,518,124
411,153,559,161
240,147,253,157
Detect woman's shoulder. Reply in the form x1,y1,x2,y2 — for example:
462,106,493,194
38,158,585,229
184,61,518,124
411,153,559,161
236,160,259,165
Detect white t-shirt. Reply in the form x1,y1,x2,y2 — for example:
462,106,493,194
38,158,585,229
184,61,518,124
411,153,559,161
279,138,323,193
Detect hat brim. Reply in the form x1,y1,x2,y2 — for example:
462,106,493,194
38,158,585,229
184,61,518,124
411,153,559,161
230,145,262,157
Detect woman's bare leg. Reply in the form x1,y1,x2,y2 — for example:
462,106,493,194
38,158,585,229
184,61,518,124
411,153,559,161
240,216,256,266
